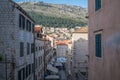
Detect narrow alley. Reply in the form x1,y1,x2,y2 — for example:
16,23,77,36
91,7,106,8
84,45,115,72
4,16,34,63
59,69,67,80
3,0,120,80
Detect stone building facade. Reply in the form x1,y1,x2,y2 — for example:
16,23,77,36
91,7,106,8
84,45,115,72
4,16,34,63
35,39,44,80
0,0,35,80
34,25,54,79
34,26,45,80
89,0,120,80
72,27,88,79
56,44,68,58
44,39,53,71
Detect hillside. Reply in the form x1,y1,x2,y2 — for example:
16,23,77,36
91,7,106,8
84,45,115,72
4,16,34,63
19,2,88,28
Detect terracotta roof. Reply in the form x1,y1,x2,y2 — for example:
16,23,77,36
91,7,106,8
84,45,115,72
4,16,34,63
57,43,67,45
73,27,88,33
34,25,42,32
56,40,72,45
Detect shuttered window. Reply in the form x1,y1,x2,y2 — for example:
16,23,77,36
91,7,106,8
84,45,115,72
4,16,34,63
27,43,30,55
26,65,29,78
31,43,35,53
26,20,31,31
32,24,34,33
20,42,24,57
95,34,102,57
95,0,101,11
29,22,31,32
18,70,21,80
29,64,31,75
18,68,25,80
19,14,22,28
19,14,25,29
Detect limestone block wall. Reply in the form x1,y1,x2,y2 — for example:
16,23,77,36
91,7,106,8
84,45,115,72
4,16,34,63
89,0,120,80
0,0,16,79
72,33,88,73
0,0,34,80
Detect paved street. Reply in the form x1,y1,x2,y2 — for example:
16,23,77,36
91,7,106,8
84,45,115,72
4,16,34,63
76,76,87,80
74,73,87,80
59,70,67,80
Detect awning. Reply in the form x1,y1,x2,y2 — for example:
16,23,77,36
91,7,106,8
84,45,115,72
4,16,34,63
47,64,58,73
45,75,60,79
56,57,67,63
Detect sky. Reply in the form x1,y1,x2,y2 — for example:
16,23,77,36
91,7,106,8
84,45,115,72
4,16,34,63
15,0,88,8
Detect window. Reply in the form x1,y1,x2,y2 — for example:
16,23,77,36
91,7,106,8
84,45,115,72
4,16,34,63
18,68,25,80
26,20,31,31
26,20,29,31
95,0,101,11
19,15,22,28
29,22,31,32
23,68,25,80
39,34,42,38
18,70,21,80
20,42,24,57
37,33,39,37
29,64,31,75
39,47,40,50
19,14,25,29
35,59,37,68
95,34,102,57
22,16,25,29
32,63,34,73
31,43,34,53
27,43,30,55
26,65,29,78
32,24,34,33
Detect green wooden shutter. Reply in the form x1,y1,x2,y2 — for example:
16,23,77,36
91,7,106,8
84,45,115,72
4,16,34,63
20,42,24,57
95,34,102,57
95,0,101,11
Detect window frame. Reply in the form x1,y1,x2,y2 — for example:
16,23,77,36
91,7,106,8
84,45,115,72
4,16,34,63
31,43,35,53
32,23,34,33
26,65,29,78
20,42,24,57
95,0,102,11
18,70,22,80
95,33,102,58
27,43,30,55
19,14,25,29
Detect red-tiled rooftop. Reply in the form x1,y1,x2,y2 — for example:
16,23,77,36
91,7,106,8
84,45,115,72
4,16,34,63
34,25,42,32
57,43,67,45
73,27,88,33
56,40,72,45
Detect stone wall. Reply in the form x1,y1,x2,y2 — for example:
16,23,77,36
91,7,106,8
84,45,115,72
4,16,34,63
35,39,44,80
0,0,34,80
89,0,120,80
0,0,16,79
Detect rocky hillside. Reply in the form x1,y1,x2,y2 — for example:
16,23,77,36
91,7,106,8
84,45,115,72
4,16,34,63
19,2,88,28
